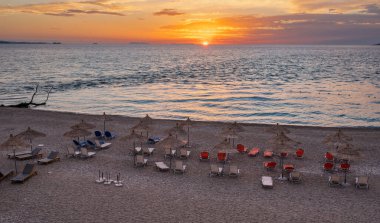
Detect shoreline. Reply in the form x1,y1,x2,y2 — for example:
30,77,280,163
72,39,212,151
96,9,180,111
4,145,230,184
1,106,379,222
26,107,380,130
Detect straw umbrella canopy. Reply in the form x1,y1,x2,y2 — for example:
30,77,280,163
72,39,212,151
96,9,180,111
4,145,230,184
324,129,352,149
71,120,95,130
15,127,46,151
64,127,92,140
102,112,113,133
141,114,153,125
267,123,290,134
157,134,186,149
1,134,29,151
335,143,360,161
167,123,187,138
132,121,151,138
268,131,300,154
1,134,29,174
213,138,237,154
120,130,145,147
224,121,245,133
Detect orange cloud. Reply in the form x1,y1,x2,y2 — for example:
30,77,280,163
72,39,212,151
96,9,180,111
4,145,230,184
154,9,185,16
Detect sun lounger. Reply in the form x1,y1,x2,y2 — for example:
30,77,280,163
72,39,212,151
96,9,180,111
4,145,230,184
143,147,155,156
80,148,96,158
248,148,260,157
264,161,277,170
104,131,116,140
7,150,31,159
280,152,288,158
179,149,191,159
325,152,334,162
295,148,304,159
209,164,223,177
94,130,104,139
283,164,295,173
164,148,176,158
0,168,14,182
236,144,247,153
38,151,60,165
155,162,170,172
263,150,273,158
11,164,37,183
328,174,342,187
73,139,87,148
173,161,186,174
261,176,273,188
135,155,148,167
67,146,80,158
148,136,160,144
289,171,302,183
217,151,227,163
95,140,111,149
229,165,240,177
199,151,210,161
323,162,334,172
15,148,42,160
355,176,369,189
86,140,96,149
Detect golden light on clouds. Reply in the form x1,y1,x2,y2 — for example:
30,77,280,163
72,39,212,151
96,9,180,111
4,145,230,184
0,0,379,44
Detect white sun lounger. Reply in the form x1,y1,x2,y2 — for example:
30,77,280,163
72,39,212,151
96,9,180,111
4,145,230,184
229,165,240,177
261,176,273,188
209,164,223,177
355,176,369,189
135,155,148,167
80,148,96,158
143,147,155,156
179,149,191,159
173,161,186,174
155,162,170,172
95,140,111,149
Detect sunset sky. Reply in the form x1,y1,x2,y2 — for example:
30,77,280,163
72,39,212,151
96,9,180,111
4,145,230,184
0,0,379,44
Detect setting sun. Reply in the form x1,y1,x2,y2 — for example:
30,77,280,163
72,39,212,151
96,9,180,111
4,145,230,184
202,41,209,46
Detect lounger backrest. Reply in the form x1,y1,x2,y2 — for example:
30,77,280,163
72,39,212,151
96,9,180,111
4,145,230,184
165,148,171,155
269,162,277,168
237,144,244,152
217,152,226,161
200,151,209,159
68,146,75,154
291,172,300,179
95,131,102,137
136,155,144,163
47,151,59,159
175,161,183,170
73,140,80,146
325,152,334,160
358,176,368,184
81,148,88,155
331,175,340,182
22,164,35,175
324,162,334,169
341,163,350,170
211,164,218,172
296,149,304,157
31,147,42,156
230,166,238,173
105,131,111,138
87,140,95,146
180,149,187,156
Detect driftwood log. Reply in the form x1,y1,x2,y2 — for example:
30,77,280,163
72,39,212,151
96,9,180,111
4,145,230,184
3,84,52,108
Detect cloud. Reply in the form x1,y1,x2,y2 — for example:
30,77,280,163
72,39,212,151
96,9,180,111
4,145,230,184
160,13,380,44
363,4,380,14
0,0,128,17
154,8,185,16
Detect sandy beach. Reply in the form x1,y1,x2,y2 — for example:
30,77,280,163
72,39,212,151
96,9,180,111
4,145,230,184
0,107,379,223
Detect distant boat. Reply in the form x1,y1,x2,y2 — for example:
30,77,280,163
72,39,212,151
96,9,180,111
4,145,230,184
93,43,98,45
129,42,149,45
52,42,61,44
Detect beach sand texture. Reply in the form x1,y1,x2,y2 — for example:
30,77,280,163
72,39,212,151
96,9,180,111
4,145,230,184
0,107,379,223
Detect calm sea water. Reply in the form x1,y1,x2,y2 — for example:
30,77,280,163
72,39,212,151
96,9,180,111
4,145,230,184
0,44,379,127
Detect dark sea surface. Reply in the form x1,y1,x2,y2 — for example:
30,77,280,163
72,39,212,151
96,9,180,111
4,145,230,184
0,44,379,127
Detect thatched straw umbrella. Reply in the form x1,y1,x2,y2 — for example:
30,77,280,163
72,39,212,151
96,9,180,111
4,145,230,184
71,120,95,130
1,134,29,173
64,127,92,140
15,126,46,151
167,123,187,139
324,129,352,149
102,112,113,133
266,123,290,134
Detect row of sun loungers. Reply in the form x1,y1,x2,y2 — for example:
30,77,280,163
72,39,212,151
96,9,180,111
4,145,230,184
209,164,240,177
164,148,191,159
7,148,43,160
67,147,96,158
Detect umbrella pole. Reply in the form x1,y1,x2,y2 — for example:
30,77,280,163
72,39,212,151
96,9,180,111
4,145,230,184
13,149,17,174
30,138,33,151
187,124,190,147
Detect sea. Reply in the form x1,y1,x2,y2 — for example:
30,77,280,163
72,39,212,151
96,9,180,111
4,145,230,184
0,44,379,127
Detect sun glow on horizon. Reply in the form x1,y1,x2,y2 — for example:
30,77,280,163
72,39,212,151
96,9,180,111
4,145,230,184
202,41,209,46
